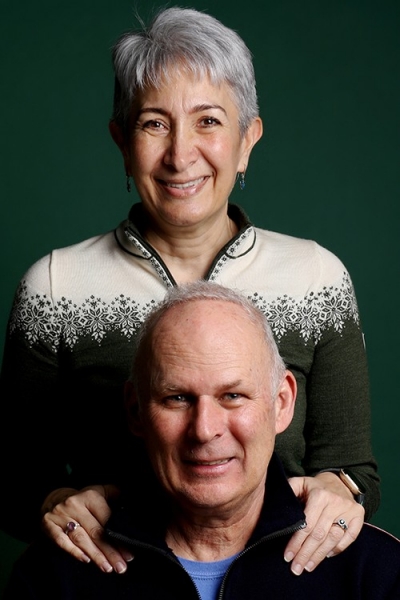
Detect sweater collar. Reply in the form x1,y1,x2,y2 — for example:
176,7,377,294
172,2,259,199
114,203,256,263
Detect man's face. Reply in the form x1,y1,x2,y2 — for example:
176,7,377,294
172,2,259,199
133,300,295,518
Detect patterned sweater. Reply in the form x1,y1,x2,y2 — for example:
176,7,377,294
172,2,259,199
0,204,379,541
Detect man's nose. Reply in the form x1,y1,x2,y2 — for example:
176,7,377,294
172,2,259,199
188,397,226,443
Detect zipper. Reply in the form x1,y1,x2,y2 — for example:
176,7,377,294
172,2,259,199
121,218,254,286
107,532,202,599
217,518,307,599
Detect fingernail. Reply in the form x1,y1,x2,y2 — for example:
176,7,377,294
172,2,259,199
101,561,113,573
305,561,315,572
291,563,303,576
327,551,334,558
115,562,127,574
123,552,134,562
81,554,91,564
284,551,294,563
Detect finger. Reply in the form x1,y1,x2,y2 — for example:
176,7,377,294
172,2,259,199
67,518,133,574
327,514,364,557
284,490,332,560
287,476,305,498
42,488,133,573
285,517,334,575
65,520,116,573
62,489,112,527
284,483,354,561
299,519,361,573
286,513,364,575
42,518,91,565
290,520,346,575
43,511,128,574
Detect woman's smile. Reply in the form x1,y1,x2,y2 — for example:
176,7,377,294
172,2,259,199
123,70,260,231
157,175,209,199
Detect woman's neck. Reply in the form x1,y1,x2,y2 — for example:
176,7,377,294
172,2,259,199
144,214,238,284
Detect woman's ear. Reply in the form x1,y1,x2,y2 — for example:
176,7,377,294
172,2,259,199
124,380,144,437
109,119,126,151
239,116,263,170
109,120,131,171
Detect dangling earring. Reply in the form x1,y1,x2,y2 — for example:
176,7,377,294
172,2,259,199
238,171,246,191
126,174,131,193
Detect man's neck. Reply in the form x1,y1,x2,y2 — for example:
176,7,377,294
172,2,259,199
165,491,263,562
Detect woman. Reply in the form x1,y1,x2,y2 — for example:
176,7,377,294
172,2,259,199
0,6,378,579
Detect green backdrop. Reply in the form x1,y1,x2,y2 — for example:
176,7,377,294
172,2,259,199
1,0,399,594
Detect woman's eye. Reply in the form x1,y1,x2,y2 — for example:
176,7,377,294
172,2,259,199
134,118,170,137
200,116,220,127
141,119,167,131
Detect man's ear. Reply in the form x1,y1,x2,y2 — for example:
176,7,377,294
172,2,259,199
124,380,144,437
274,370,297,435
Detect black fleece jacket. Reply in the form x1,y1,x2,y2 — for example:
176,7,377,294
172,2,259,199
4,454,400,599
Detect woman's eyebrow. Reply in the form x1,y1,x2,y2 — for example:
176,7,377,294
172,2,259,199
138,103,227,116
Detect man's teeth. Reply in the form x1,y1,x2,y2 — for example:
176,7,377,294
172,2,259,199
167,177,204,189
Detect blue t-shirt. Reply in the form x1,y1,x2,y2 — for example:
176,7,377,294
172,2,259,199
178,554,239,600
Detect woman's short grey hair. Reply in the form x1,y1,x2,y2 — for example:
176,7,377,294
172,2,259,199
111,6,259,137
131,281,286,402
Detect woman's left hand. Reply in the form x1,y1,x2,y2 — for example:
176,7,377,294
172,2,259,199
285,472,365,575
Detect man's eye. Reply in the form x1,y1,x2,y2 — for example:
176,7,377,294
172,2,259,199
223,393,242,402
163,395,189,407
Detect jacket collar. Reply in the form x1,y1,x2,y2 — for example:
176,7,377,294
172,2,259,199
105,453,306,553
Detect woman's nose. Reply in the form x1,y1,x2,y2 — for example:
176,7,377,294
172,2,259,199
163,127,198,171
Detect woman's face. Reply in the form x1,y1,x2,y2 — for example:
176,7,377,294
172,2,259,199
114,70,262,232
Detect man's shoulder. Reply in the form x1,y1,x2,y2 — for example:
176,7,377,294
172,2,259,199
4,539,84,595
4,538,106,598
342,522,400,582
359,522,400,550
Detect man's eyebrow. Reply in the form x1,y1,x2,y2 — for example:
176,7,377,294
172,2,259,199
151,381,183,394
220,379,244,390
153,379,245,395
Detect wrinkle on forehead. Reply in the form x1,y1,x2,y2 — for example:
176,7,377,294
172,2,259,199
148,299,271,392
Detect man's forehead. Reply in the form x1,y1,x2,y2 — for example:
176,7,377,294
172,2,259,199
148,301,270,379
153,298,260,339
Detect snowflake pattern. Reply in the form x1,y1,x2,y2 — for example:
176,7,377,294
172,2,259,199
249,272,359,344
10,271,358,351
10,285,149,351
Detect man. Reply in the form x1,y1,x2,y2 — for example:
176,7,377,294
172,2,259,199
4,282,400,598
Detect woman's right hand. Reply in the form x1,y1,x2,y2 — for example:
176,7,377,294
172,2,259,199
41,485,133,574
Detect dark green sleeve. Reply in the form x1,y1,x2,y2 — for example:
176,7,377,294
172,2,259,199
302,317,380,520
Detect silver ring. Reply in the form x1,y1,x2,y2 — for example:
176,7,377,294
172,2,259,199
333,518,348,531
65,521,81,535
